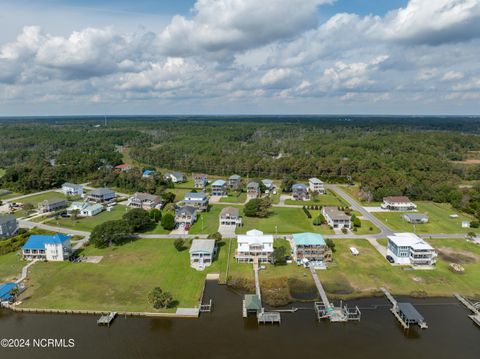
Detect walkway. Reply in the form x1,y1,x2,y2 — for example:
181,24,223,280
310,267,331,310
15,260,39,284
253,259,261,301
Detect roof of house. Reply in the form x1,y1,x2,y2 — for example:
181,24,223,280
0,282,17,301
323,206,350,220
189,239,215,254
229,174,241,180
237,229,273,246
143,170,155,176
68,201,89,210
383,196,413,203
293,232,326,246
133,192,160,202
83,204,103,212
309,177,323,184
403,213,428,220
23,234,70,250
292,183,308,191
193,173,207,179
115,164,130,169
211,179,226,186
62,182,82,189
244,294,262,310
40,198,66,206
0,214,16,225
262,179,273,186
220,207,240,217
247,182,259,189
175,205,197,216
88,187,115,196
397,302,424,322
387,233,434,250
166,172,184,179
184,192,207,200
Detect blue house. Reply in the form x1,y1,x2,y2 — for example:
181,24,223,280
0,283,17,303
211,180,227,196
292,232,332,263
142,169,155,178
22,234,72,262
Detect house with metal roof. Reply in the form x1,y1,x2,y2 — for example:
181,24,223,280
308,178,326,194
243,294,262,316
219,207,242,226
292,233,332,263
193,173,208,189
175,206,197,228
80,203,103,217
381,196,417,211
164,172,185,183
128,192,163,210
189,239,216,270
403,213,429,224
387,233,437,266
292,183,309,200
396,302,426,327
236,229,274,263
0,283,17,304
38,198,67,214
211,179,227,196
87,187,116,203
228,175,241,190
22,234,72,261
61,182,83,196
0,214,18,238
322,206,351,229
183,192,209,211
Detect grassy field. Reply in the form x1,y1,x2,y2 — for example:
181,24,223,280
337,185,382,206
373,202,475,234
0,169,5,178
354,220,381,235
284,190,347,207
44,205,130,232
18,238,229,312
16,191,68,205
0,252,25,282
0,191,23,200
219,192,246,203
189,205,230,235
239,207,334,235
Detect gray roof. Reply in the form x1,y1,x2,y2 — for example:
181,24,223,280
262,179,273,186
309,177,323,184
176,205,197,216
189,239,215,254
133,192,160,202
0,215,16,225
397,303,424,323
247,182,259,189
229,174,241,180
185,192,207,199
220,207,240,218
41,198,66,206
62,182,82,189
323,206,350,220
403,213,428,220
292,183,308,191
89,187,115,196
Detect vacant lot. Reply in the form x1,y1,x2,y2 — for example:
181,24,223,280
45,205,130,232
16,191,68,206
284,190,347,207
0,252,25,282
18,238,229,312
219,192,246,203
373,202,475,234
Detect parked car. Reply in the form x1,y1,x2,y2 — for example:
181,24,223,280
386,255,395,263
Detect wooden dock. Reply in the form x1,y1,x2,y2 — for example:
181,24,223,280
454,293,480,328
97,312,117,326
257,310,281,324
380,288,427,329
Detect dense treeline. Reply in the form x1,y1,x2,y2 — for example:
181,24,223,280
1,116,480,218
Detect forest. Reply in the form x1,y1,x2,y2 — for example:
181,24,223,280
1,115,480,219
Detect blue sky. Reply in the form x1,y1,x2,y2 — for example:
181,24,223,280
0,0,479,116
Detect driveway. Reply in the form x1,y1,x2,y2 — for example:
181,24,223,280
218,224,236,238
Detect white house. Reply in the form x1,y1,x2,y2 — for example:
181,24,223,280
381,196,417,211
22,234,72,261
308,178,326,194
322,206,351,229
387,233,437,267
80,203,103,217
235,229,274,263
61,183,83,196
189,239,216,270
164,172,185,183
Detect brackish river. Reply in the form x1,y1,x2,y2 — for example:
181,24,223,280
0,282,479,359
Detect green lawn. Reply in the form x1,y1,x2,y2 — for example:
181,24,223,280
373,202,475,234
354,220,381,235
173,180,196,189
44,205,130,232
0,252,25,282
337,184,382,206
189,205,228,235
0,191,23,200
18,238,229,312
239,207,334,235
16,191,68,206
219,192,246,203
284,190,347,207
0,169,5,178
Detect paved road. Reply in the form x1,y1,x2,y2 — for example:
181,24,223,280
326,184,394,236
5,189,63,202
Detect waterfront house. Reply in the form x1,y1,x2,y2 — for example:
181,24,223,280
0,282,18,304
219,207,242,226
292,232,332,263
22,234,72,261
61,182,83,196
403,213,429,224
0,215,18,238
235,229,274,263
142,170,155,178
386,233,437,266
189,239,216,270
228,175,241,190
322,206,352,229
292,183,309,200
211,179,227,196
164,172,185,183
38,198,67,214
381,196,417,211
193,174,208,189
308,178,326,194
174,206,197,228
247,181,261,198
128,192,163,210
183,192,209,211
87,188,116,203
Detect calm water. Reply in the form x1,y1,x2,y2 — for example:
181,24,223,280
0,282,479,359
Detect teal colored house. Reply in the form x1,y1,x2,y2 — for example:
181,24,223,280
292,233,332,263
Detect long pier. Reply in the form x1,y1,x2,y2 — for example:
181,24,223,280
454,293,480,328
